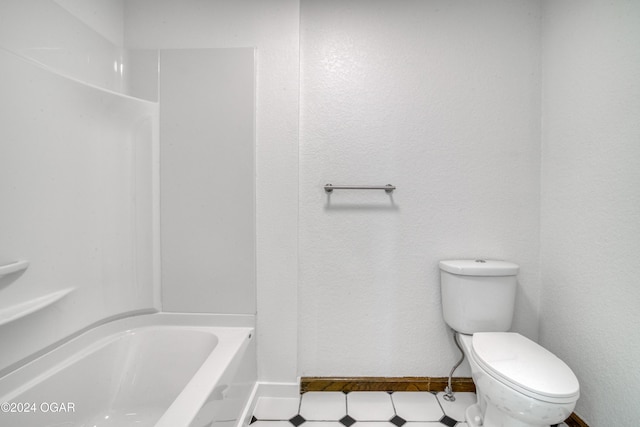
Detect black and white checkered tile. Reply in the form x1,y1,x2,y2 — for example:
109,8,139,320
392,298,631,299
249,391,475,427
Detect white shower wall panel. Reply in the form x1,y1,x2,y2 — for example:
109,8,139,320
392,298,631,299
0,49,158,374
0,0,127,94
159,48,256,315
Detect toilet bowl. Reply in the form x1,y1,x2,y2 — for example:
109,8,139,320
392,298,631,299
457,333,579,427
439,259,580,427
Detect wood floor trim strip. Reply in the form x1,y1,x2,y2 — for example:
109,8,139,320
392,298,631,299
300,376,476,393
565,413,589,427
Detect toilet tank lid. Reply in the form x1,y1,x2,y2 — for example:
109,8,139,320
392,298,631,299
439,259,519,276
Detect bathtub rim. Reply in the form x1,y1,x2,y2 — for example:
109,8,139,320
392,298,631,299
0,312,255,402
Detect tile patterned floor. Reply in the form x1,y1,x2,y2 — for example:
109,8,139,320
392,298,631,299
249,391,570,427
250,391,475,427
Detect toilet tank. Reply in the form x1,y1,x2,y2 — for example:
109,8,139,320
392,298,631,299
439,260,519,334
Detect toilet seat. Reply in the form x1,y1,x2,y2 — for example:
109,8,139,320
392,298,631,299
471,332,580,404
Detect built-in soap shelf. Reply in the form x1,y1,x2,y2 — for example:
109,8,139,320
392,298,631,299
0,260,75,326
0,260,29,278
0,288,75,327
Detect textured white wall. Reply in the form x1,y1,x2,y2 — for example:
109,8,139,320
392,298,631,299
540,1,640,425
299,0,541,376
124,0,300,382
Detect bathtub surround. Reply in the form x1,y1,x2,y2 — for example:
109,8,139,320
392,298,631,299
159,48,256,314
0,0,298,382
0,0,127,94
0,46,158,373
0,2,258,375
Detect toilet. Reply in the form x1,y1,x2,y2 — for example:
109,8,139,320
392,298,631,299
439,259,579,427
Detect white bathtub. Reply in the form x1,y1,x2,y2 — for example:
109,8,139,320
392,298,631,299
0,313,256,427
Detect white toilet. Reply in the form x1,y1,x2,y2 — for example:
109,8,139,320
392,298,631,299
439,259,579,427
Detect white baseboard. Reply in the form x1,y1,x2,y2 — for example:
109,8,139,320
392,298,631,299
255,381,300,398
238,381,300,426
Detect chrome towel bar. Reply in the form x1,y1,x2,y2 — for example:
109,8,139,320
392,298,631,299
324,184,396,193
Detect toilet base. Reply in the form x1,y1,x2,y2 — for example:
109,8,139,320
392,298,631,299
465,404,483,427
465,399,567,427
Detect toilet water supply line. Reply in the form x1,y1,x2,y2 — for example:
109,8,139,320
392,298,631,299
443,330,465,402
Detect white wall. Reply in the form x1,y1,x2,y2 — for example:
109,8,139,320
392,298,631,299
124,0,300,382
540,1,640,425
299,0,541,376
